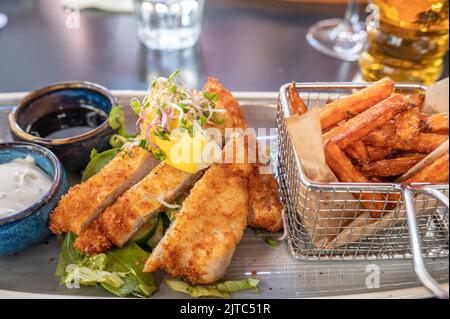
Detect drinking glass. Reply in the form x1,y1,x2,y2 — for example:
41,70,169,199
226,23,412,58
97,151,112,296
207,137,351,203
306,0,367,61
0,12,7,31
359,0,449,84
133,0,205,50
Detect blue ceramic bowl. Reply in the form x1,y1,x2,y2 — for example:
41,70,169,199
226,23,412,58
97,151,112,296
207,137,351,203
0,142,67,256
9,82,116,172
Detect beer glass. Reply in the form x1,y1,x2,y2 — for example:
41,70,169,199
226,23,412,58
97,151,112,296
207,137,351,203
359,0,449,84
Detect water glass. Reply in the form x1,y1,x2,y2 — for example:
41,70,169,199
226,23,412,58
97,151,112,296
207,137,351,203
134,0,205,50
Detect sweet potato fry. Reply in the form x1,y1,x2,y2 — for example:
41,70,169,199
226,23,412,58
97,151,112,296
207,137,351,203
396,107,420,143
324,143,385,217
361,155,426,177
320,77,395,130
420,113,449,134
364,128,448,154
409,94,425,110
367,146,398,162
323,94,412,149
288,81,308,115
403,153,449,183
344,140,370,164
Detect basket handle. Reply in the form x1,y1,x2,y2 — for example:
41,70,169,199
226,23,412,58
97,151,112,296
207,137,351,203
402,185,449,299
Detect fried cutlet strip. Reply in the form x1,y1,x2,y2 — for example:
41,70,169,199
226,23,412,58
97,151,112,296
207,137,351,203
205,78,283,232
203,77,248,130
75,162,203,254
396,107,420,143
403,153,449,183
288,81,308,115
104,162,202,247
74,79,242,253
144,135,253,284
324,143,385,217
73,219,113,255
50,147,157,235
323,94,413,149
319,77,395,130
420,113,449,134
363,124,447,154
248,164,283,232
344,140,370,164
361,155,426,177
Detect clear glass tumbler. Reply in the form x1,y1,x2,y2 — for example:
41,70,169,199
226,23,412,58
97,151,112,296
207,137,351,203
133,0,205,50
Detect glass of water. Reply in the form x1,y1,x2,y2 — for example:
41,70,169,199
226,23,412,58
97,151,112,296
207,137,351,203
134,0,205,50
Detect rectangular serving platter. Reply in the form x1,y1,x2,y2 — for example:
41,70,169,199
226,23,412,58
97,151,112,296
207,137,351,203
0,90,448,299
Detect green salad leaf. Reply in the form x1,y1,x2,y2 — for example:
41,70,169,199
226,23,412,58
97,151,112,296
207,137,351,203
81,148,119,182
130,98,141,115
251,227,280,247
104,243,157,298
109,134,127,149
81,105,139,181
164,279,230,298
55,233,157,298
164,208,178,223
214,278,260,293
164,278,260,299
146,218,164,249
108,105,129,138
55,232,83,279
90,148,99,160
61,264,125,288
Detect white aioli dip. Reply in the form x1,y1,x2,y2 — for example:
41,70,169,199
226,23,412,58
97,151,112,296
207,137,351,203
0,155,52,219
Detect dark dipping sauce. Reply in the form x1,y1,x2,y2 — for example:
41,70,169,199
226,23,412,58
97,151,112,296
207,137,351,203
25,105,108,139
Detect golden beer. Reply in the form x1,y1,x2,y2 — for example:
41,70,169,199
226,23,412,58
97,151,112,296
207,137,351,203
359,0,449,84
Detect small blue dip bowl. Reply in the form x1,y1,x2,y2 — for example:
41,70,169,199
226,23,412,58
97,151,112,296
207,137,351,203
0,142,67,256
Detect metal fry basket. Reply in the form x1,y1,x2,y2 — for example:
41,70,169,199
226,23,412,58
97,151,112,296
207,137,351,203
276,82,449,298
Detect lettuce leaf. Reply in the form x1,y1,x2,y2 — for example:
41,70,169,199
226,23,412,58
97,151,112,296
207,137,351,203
109,134,127,149
61,264,125,288
146,218,164,249
55,233,157,298
104,243,157,298
214,278,260,293
55,232,83,279
108,105,129,138
164,279,230,298
81,106,136,182
164,278,260,299
81,148,119,182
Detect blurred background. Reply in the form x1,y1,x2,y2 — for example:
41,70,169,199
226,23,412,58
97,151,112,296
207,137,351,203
0,0,448,92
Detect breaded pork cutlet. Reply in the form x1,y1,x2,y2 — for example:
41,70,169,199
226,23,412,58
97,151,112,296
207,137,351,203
74,78,283,255
50,147,158,235
205,79,283,232
74,78,251,254
144,134,253,284
203,77,248,131
248,163,283,232
74,162,204,254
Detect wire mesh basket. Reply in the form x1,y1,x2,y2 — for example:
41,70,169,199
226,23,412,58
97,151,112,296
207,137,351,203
276,82,449,298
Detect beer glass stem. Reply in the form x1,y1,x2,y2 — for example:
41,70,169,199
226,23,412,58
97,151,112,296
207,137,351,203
344,0,361,27
306,0,367,62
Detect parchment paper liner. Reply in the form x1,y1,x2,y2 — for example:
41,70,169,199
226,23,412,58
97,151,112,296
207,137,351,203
286,107,362,247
